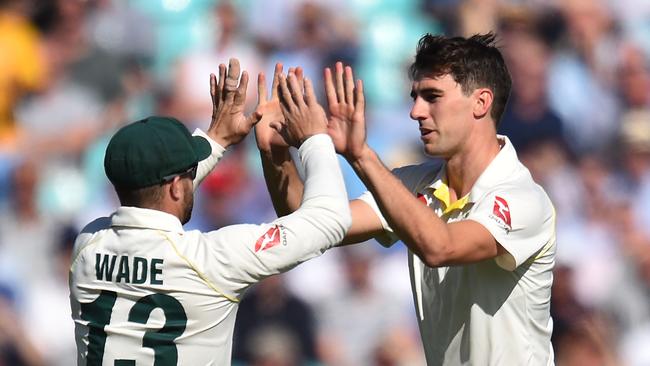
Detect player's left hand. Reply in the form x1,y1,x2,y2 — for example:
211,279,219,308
276,72,328,148
324,62,367,162
207,58,262,148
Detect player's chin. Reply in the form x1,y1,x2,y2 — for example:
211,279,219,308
422,143,442,157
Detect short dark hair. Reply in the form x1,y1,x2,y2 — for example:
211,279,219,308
409,32,512,126
115,184,164,208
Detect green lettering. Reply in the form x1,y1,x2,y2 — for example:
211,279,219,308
151,258,163,285
132,257,148,284
116,256,130,283
95,254,117,281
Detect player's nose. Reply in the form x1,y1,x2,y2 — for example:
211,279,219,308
410,99,428,121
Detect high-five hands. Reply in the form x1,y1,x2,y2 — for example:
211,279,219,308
254,63,290,152
208,58,262,148
253,61,365,153
324,62,366,162
275,70,328,148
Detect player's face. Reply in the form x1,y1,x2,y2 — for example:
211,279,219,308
409,74,475,158
180,179,194,224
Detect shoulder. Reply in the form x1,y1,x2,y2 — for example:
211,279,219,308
476,171,554,233
74,216,112,250
391,159,444,191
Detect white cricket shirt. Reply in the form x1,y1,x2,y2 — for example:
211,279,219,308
69,133,351,365
359,135,556,366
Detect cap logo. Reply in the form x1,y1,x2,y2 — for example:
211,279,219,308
255,225,282,252
492,196,511,228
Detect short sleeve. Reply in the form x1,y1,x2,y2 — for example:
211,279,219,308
467,186,555,271
356,192,400,247
355,163,441,248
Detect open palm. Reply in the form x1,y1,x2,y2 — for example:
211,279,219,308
325,62,366,161
254,63,290,152
208,58,261,147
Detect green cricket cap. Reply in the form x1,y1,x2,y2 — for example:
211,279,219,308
104,116,211,189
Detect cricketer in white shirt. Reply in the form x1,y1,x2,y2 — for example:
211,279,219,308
359,135,556,365
69,131,351,365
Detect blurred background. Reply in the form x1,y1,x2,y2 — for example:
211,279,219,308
1,0,650,365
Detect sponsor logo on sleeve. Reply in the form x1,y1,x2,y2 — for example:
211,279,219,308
255,225,283,252
417,193,429,205
490,196,512,232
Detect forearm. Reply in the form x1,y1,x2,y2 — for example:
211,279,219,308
349,147,451,263
287,134,351,244
259,146,304,217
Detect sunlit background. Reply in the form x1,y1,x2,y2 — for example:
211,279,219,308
1,0,650,365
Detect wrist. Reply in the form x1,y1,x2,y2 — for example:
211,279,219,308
347,144,375,171
297,130,328,147
262,145,292,165
208,131,231,149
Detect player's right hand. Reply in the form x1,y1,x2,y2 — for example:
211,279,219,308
276,71,328,148
207,58,262,148
254,63,290,153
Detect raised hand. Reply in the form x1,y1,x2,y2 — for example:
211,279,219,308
276,72,328,148
324,62,366,161
208,58,262,148
254,63,290,152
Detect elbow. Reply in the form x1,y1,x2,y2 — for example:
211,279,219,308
300,197,352,244
410,236,452,268
327,201,352,243
339,203,352,233
420,252,446,268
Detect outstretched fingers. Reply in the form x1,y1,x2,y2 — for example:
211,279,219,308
258,72,267,104
271,63,283,100
295,67,305,93
344,66,354,106
324,67,338,109
217,64,226,101
278,74,294,113
303,77,317,106
335,62,345,104
287,73,307,109
224,58,240,103
354,79,365,113
235,70,248,105
210,73,217,104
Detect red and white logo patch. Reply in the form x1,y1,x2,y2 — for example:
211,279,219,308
255,225,282,252
492,196,511,228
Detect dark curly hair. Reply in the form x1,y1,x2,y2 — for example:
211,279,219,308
409,32,512,126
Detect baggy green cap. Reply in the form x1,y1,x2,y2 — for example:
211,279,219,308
104,116,211,189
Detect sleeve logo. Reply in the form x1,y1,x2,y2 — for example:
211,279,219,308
417,193,429,205
492,196,511,229
255,225,282,252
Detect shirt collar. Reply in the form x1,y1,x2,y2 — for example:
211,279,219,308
468,135,520,201
423,135,519,212
110,206,184,233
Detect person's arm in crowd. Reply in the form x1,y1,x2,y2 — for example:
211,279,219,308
0,298,44,366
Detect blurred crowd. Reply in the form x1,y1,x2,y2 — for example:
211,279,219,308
1,0,650,365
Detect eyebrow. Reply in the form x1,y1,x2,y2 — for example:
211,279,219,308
410,87,444,99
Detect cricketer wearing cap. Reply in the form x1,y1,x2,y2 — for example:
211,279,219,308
258,35,556,365
69,59,351,365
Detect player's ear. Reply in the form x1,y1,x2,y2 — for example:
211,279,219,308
169,177,184,201
472,88,493,120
